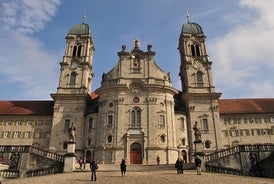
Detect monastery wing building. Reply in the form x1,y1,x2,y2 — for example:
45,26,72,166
0,18,274,164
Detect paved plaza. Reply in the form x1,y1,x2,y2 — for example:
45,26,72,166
1,166,273,184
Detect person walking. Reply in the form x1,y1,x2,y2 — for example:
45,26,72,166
90,160,98,181
195,155,202,175
120,159,127,177
175,158,183,174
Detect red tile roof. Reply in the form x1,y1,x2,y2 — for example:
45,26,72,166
0,101,54,116
219,98,274,115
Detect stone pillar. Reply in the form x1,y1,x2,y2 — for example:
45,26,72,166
63,141,76,172
18,153,29,178
194,139,205,171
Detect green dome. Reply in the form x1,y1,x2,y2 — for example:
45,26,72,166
182,22,203,34
68,23,90,35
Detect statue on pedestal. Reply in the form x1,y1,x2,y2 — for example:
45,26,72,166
68,123,76,141
193,121,201,141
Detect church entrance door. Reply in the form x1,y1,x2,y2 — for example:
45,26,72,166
130,142,142,164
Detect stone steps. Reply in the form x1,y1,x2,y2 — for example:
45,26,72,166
79,163,195,172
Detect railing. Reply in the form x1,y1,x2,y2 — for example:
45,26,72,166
0,145,31,153
26,165,63,178
204,144,274,163
0,145,65,179
30,146,64,163
205,164,243,176
0,169,19,179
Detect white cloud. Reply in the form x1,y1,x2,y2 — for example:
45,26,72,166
209,0,274,98
0,0,61,99
0,0,61,34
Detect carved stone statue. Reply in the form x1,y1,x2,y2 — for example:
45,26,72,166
193,121,201,141
68,123,76,141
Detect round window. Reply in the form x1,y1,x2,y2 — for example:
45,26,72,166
205,140,211,149
133,97,140,103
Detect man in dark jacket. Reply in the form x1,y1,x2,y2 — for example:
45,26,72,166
90,160,98,181
194,156,202,175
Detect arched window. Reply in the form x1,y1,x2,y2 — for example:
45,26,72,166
70,72,77,84
182,138,186,146
197,71,203,87
160,135,165,143
107,135,112,143
191,44,200,56
72,45,82,57
132,107,141,128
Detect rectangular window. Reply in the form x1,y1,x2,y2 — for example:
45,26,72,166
35,131,41,139
271,117,274,123
45,132,51,139
89,118,93,129
240,118,246,124
107,115,113,127
241,129,249,136
13,131,20,138
3,131,10,138
24,132,30,139
159,115,165,128
202,119,209,133
46,119,52,125
181,118,185,131
64,119,70,131
27,120,33,126
37,120,43,126
220,118,224,125
252,129,260,136
231,129,238,137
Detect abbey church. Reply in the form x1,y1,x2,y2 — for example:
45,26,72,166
1,16,274,165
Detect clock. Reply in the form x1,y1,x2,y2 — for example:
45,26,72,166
193,60,202,70
71,62,78,69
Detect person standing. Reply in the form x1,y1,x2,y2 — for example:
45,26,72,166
195,155,202,175
90,160,98,181
83,157,87,170
120,159,127,177
156,155,160,165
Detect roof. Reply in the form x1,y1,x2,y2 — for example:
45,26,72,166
182,22,203,34
68,23,90,35
0,101,54,116
219,98,274,115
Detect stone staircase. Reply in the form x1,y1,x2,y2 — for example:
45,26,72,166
80,163,195,172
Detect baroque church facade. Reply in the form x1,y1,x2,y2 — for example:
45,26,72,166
1,18,274,165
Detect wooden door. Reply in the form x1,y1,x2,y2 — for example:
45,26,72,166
130,142,142,164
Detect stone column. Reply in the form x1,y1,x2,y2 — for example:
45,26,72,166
194,139,205,171
63,141,76,172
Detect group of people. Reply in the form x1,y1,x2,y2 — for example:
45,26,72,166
175,155,202,175
81,155,201,181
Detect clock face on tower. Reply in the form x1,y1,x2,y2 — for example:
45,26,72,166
71,62,78,69
192,60,202,70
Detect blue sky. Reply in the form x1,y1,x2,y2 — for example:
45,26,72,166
0,0,274,100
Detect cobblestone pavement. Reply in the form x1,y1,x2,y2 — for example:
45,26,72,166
1,169,274,184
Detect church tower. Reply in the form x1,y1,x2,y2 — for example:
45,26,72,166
49,16,95,154
178,12,222,156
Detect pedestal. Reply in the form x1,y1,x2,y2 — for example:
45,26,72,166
63,141,76,172
193,139,205,171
